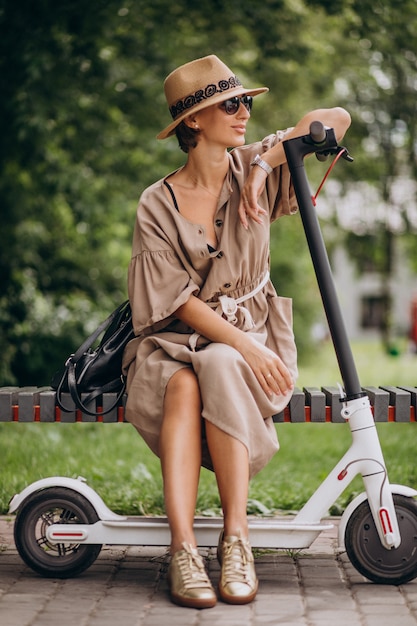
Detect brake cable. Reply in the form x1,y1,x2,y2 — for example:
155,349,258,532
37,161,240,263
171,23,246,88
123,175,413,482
311,147,349,207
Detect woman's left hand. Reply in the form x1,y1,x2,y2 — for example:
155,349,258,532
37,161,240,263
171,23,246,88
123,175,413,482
238,166,268,229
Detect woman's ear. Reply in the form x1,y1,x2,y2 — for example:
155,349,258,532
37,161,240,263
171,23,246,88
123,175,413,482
184,115,200,131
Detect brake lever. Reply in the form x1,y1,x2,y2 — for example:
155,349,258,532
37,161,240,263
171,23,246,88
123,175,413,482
316,145,354,163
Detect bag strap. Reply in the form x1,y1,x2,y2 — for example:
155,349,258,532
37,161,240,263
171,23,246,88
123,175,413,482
55,362,126,416
70,301,129,364
67,360,126,416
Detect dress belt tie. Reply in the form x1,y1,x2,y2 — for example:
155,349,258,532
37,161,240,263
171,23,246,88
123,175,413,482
189,271,270,351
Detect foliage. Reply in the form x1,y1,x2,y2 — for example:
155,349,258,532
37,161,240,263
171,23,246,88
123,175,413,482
0,0,137,383
0,0,416,384
320,1,417,347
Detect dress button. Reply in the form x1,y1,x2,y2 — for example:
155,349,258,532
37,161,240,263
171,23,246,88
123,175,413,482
215,219,223,227
216,251,223,259
224,283,232,288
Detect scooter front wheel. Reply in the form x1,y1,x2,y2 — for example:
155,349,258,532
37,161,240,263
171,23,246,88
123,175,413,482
345,494,417,585
14,487,102,578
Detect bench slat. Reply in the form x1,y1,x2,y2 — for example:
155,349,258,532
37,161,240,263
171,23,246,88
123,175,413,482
399,386,417,413
18,387,50,422
0,387,19,422
380,386,411,423
102,393,123,423
321,386,345,423
56,394,77,423
289,387,308,422
362,386,390,422
39,390,59,422
303,387,326,423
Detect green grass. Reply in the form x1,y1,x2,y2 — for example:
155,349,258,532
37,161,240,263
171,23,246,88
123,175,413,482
0,340,415,516
297,338,417,388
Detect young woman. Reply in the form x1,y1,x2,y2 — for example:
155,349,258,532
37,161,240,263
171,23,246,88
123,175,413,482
122,55,351,609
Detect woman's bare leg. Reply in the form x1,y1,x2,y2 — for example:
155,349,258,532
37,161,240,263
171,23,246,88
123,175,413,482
205,421,249,538
159,367,202,554
206,421,258,604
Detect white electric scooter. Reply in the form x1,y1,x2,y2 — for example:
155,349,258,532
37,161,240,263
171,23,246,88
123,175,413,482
9,123,417,585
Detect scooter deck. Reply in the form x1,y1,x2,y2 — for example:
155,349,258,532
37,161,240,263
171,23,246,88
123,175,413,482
46,516,334,549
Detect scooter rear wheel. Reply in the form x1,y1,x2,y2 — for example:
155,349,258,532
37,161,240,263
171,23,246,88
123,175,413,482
14,487,102,578
345,494,417,585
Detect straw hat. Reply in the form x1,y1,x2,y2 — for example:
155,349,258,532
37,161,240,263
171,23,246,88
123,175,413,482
157,55,268,140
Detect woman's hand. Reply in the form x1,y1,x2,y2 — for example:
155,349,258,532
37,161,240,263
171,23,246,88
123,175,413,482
235,333,294,397
239,107,351,227
175,295,294,397
238,165,268,230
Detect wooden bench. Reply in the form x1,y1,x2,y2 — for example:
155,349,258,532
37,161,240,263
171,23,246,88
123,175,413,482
0,385,416,424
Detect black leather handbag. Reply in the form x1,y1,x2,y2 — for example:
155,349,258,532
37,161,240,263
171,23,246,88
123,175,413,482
51,300,134,416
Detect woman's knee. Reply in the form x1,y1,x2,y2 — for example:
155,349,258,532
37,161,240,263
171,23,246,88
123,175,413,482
164,367,201,412
199,344,246,381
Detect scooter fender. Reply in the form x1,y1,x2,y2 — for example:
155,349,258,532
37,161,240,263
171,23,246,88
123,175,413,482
338,484,417,550
8,476,126,522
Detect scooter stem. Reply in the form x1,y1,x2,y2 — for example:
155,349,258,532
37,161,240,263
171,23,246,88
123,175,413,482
283,128,364,399
284,127,401,550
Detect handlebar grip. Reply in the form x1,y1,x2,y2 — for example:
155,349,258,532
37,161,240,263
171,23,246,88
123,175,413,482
310,121,326,144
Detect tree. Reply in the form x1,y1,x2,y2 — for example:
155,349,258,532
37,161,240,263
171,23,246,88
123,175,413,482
0,0,152,383
319,1,417,350
0,0,337,384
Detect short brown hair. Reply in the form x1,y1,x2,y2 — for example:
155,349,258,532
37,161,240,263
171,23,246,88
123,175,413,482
175,121,199,153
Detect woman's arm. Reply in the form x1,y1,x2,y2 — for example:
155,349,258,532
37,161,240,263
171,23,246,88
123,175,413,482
239,107,351,228
175,294,294,397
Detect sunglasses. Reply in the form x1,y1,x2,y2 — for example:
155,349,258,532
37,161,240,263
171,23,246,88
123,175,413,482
220,95,253,115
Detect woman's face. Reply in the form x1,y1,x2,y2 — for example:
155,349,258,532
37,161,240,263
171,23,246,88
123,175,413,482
191,96,251,149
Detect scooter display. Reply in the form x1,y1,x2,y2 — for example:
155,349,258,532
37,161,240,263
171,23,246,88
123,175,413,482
9,122,417,585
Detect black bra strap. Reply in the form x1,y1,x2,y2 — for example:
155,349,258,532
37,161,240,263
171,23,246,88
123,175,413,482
163,179,217,253
163,180,180,212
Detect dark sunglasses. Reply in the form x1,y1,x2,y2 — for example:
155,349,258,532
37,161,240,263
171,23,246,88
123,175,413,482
220,95,253,115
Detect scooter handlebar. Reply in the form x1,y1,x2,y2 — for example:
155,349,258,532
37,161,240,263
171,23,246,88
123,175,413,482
310,122,329,160
283,122,353,167
309,121,354,163
309,120,327,144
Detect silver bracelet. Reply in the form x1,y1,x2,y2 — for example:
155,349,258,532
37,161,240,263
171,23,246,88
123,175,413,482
250,154,273,175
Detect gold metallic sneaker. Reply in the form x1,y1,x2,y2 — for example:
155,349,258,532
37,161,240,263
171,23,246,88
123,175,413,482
168,542,217,609
217,532,259,604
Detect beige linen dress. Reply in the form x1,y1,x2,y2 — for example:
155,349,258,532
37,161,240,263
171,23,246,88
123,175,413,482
122,130,298,478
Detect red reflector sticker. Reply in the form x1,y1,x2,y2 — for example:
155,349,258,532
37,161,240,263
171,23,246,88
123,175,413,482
379,508,393,534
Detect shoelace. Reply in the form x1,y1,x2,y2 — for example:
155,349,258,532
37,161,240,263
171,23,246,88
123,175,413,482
222,538,254,584
176,544,211,589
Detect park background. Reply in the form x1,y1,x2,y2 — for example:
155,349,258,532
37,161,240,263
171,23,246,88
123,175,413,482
0,0,416,515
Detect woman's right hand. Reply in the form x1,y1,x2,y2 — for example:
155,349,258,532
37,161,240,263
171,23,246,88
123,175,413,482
175,295,294,397
235,333,294,397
